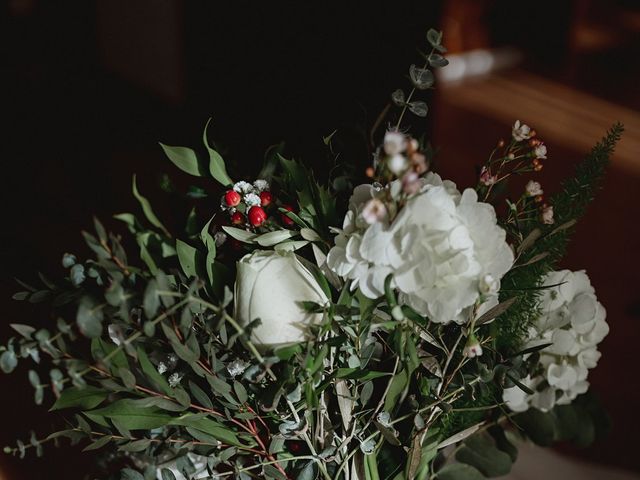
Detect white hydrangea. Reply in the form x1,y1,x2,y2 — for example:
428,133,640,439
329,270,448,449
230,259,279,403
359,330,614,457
327,173,514,324
503,270,609,412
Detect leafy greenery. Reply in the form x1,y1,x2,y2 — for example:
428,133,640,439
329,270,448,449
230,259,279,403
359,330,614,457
0,29,622,480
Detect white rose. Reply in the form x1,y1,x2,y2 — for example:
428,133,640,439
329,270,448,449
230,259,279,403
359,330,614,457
235,250,328,348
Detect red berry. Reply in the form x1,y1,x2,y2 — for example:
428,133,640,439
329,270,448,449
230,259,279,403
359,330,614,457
224,190,241,207
260,191,273,207
248,206,267,227
281,204,295,226
230,211,245,225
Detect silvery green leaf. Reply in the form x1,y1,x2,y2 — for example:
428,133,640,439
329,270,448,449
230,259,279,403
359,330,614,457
255,229,297,246
376,411,391,426
391,89,405,106
300,228,321,242
286,384,302,402
274,240,309,252
10,324,35,340
221,226,257,243
0,350,18,373
70,264,86,286
427,28,441,46
409,64,434,90
437,422,483,449
61,253,77,268
360,438,376,454
408,101,428,117
428,53,449,68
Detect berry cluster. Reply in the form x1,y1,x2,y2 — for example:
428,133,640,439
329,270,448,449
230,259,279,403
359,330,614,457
221,180,294,229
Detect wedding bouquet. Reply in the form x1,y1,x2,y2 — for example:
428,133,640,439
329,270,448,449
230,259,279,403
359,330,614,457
1,29,622,480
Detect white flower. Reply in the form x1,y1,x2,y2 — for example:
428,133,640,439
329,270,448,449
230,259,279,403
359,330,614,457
479,167,497,186
362,198,387,225
253,179,270,192
233,181,254,194
534,143,547,159
541,205,554,224
244,192,261,207
168,372,183,388
327,173,514,324
388,154,408,175
525,180,543,197
402,171,422,195
479,274,499,295
463,335,483,358
227,359,248,377
512,120,531,142
383,130,407,156
503,270,608,412
235,250,329,347
157,362,168,374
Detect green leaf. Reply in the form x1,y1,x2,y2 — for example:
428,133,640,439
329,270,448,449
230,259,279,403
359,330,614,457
255,229,297,247
159,143,205,177
384,368,408,411
514,408,556,446
121,468,145,480
86,399,173,430
455,433,512,477
0,350,18,374
10,324,36,339
118,438,151,452
176,239,200,279
171,414,242,446
137,347,173,396
203,118,233,186
436,463,484,480
76,297,104,338
83,435,112,451
221,226,257,243
132,175,170,236
51,386,109,411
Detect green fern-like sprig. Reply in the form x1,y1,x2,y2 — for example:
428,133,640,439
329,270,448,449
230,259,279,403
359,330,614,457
493,122,624,350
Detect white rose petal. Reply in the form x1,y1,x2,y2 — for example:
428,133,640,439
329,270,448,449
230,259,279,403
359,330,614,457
235,250,329,347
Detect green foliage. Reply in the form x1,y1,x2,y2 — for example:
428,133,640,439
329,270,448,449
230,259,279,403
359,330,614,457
493,123,623,350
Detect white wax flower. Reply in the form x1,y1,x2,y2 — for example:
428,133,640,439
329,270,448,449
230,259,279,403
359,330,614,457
534,143,547,159
235,250,328,347
388,154,408,175
244,192,261,207
233,181,254,194
525,180,543,197
512,120,531,141
253,179,270,192
503,270,608,412
362,198,387,225
383,130,407,156
327,173,514,324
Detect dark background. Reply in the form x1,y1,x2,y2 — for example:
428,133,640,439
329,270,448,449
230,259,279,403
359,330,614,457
1,1,639,478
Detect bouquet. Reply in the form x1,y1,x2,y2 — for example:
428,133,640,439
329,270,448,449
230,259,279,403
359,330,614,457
1,29,622,480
